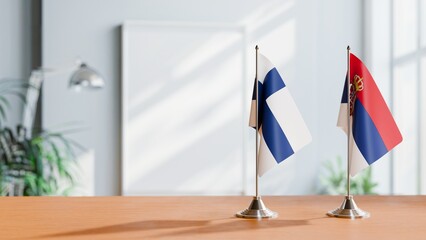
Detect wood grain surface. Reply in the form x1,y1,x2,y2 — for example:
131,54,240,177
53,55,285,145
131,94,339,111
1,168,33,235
0,196,425,239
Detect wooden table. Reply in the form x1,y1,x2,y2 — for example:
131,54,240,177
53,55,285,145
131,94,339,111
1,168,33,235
1,196,425,239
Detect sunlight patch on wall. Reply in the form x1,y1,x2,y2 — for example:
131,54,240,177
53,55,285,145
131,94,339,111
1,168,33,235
122,23,245,195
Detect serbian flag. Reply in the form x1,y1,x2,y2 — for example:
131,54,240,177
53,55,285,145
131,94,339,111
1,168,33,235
249,54,311,176
337,53,402,176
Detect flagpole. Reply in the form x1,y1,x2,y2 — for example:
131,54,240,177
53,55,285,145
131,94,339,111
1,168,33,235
346,45,351,198
255,45,259,198
236,45,277,219
326,46,369,219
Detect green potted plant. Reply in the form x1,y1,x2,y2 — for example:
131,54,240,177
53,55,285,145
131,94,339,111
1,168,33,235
0,79,81,196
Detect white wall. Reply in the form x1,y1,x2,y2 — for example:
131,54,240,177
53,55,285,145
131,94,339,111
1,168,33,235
365,0,426,195
364,0,393,194
0,0,32,127
42,0,363,195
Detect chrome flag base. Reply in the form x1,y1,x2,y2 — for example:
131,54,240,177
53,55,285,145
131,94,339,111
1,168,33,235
327,195,370,219
236,196,278,219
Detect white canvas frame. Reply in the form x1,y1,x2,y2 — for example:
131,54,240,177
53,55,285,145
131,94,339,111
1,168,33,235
121,21,248,195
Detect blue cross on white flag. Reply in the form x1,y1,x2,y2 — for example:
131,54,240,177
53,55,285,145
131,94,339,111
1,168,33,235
249,53,311,176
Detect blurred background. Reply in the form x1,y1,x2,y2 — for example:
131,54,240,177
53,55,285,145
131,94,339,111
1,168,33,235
0,0,424,196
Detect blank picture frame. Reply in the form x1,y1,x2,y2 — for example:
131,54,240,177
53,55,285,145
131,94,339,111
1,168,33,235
121,21,248,195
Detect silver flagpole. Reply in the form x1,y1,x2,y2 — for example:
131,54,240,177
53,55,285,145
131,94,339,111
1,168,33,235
236,45,277,219
327,46,369,219
255,45,259,198
347,45,351,198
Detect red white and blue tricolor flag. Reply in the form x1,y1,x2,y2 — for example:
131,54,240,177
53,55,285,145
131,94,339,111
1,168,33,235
249,54,311,176
338,53,403,176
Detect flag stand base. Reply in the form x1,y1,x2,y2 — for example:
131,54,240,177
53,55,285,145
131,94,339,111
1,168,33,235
327,195,370,219
236,196,278,219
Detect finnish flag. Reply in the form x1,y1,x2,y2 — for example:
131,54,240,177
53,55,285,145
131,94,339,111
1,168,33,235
249,54,312,176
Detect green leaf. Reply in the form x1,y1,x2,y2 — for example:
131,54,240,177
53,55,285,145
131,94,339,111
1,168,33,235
0,121,83,196
24,173,38,194
0,105,6,122
0,96,11,109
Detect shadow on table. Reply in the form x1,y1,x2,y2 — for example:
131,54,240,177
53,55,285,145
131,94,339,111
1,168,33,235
35,217,316,239
35,220,210,238
153,218,311,238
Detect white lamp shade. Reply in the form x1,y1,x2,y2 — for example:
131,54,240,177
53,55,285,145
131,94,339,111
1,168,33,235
69,63,104,90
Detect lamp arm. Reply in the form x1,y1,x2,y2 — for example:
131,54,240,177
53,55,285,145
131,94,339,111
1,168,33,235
22,60,103,136
22,72,43,137
33,61,81,77
22,61,81,137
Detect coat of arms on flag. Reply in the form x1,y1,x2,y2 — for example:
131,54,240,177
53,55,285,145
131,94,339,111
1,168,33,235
337,52,403,176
